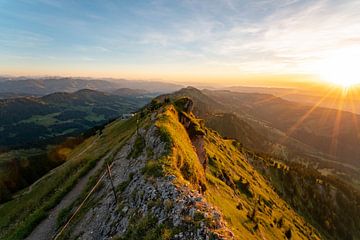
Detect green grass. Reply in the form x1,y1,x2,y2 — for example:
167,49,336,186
116,173,135,193
0,148,44,164
202,125,322,239
0,117,138,240
142,159,164,178
56,205,73,228
128,135,146,159
84,113,105,122
19,113,60,126
157,124,173,149
59,128,77,135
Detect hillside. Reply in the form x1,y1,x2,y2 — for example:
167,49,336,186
0,97,324,240
203,89,360,167
205,113,269,152
112,88,151,96
0,89,151,203
0,92,38,99
0,89,150,149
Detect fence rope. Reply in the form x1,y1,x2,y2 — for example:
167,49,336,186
53,162,115,240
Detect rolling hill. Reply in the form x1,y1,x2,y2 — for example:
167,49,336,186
0,77,182,96
0,89,151,149
112,88,151,97
203,89,360,167
226,85,360,114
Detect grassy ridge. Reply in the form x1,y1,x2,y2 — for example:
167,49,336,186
0,116,138,240
152,103,320,239
146,105,206,190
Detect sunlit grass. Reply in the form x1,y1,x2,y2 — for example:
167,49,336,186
204,129,320,239
151,103,320,239
153,105,206,189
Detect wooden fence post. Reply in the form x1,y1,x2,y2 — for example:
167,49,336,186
107,163,117,204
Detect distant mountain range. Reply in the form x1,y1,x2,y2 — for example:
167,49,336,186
112,88,150,96
0,77,183,95
0,89,152,149
204,89,360,166
226,85,360,114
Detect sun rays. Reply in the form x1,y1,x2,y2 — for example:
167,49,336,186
330,92,346,156
348,90,360,134
277,85,360,158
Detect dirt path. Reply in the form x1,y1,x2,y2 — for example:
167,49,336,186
25,143,110,240
14,137,99,199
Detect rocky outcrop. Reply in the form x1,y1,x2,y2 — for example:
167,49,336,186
179,111,192,128
178,110,207,170
175,97,194,114
190,134,207,171
67,122,232,239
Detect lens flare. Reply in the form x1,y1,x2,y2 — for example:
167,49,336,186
316,48,360,88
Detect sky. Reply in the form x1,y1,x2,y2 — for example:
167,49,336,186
0,0,359,86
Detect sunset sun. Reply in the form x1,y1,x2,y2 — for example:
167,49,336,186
317,48,360,88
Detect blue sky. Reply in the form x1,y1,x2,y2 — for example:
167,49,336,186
0,0,359,84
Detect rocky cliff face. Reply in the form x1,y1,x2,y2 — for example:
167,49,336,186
179,108,207,170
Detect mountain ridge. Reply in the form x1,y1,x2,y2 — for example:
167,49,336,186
0,78,182,95
50,97,320,239
1,88,360,240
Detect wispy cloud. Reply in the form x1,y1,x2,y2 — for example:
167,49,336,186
0,0,359,79
148,0,360,74
0,29,53,48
